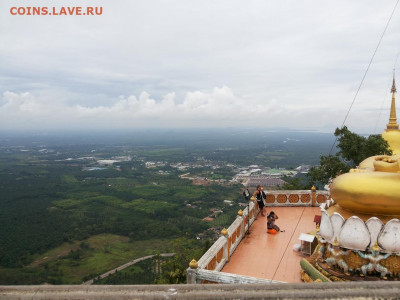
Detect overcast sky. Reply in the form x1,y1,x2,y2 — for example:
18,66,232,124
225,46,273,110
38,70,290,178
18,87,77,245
1,0,400,133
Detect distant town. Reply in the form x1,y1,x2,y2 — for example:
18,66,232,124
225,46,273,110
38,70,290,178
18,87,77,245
146,159,310,188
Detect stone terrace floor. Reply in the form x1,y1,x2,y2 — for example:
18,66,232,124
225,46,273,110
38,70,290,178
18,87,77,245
221,206,321,283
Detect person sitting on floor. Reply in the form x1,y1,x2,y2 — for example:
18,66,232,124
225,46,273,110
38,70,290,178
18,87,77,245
267,211,280,234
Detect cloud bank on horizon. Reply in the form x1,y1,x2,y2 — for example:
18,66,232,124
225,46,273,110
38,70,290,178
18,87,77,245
1,0,400,133
0,87,344,130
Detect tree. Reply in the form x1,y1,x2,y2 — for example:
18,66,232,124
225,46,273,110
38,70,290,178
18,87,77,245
334,126,392,166
279,175,310,190
155,238,205,284
308,126,392,185
307,155,350,186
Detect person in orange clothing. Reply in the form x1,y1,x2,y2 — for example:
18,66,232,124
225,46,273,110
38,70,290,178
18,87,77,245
253,185,266,216
267,211,280,234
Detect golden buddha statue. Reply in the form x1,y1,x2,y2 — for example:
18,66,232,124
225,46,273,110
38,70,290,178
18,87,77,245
331,76,400,216
302,74,400,282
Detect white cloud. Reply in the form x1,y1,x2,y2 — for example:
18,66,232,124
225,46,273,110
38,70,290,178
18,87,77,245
1,87,364,131
0,0,399,132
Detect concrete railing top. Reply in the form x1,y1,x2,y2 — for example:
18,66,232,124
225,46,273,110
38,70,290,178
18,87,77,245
2,282,400,299
266,189,329,194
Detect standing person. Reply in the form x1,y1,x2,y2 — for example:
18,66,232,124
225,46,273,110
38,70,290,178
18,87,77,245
267,211,280,234
253,185,266,216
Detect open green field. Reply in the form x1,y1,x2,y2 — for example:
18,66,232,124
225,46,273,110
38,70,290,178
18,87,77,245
0,149,240,284
0,130,332,284
136,148,189,161
11,234,170,284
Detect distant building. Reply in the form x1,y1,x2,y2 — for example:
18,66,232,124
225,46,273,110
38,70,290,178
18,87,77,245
249,168,262,174
244,177,286,188
295,164,310,173
145,161,156,168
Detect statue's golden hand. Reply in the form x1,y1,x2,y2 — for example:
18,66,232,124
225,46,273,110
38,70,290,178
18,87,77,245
373,156,399,173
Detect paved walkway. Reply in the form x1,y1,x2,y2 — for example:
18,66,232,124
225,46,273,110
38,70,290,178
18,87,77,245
221,206,321,283
82,253,175,285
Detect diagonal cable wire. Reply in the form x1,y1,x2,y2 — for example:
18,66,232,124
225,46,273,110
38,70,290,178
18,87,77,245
329,0,400,155
271,206,306,283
